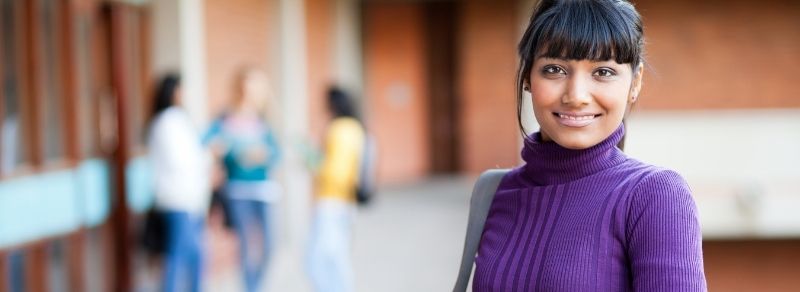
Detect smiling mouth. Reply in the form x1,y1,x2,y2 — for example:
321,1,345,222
553,113,600,120
553,112,601,127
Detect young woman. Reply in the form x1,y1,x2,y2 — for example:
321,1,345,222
204,67,282,292
147,74,212,292
306,87,365,292
468,0,706,291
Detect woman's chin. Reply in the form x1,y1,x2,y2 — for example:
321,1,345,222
551,135,601,150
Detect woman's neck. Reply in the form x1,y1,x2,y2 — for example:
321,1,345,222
520,124,627,186
231,101,259,117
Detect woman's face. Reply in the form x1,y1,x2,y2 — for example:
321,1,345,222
527,57,642,149
239,70,270,109
172,86,183,106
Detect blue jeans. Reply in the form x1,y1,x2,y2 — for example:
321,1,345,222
229,199,273,292
307,199,355,292
162,211,205,292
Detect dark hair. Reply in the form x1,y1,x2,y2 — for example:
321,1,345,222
328,86,358,119
151,73,181,120
516,0,644,143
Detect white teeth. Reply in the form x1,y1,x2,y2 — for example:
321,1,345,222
558,114,595,120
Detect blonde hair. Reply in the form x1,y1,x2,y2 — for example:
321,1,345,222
231,66,276,118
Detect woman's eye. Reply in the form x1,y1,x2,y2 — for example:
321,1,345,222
543,66,565,75
594,68,616,77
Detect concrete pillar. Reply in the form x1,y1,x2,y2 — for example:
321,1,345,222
277,0,312,247
150,0,208,126
333,0,364,102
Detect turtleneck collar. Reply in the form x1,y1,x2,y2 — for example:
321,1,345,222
521,124,628,186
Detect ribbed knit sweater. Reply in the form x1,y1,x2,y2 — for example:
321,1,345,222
473,125,706,291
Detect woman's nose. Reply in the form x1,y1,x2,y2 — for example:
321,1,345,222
562,75,592,106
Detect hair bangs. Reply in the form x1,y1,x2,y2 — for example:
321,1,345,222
520,0,641,65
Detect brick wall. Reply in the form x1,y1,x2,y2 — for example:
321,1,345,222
363,2,431,184
305,0,335,143
636,0,800,110
362,0,521,180
704,240,800,291
457,0,520,174
204,0,273,117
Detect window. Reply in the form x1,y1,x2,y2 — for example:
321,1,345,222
38,0,66,161
46,239,70,291
125,10,149,153
7,250,25,292
76,13,100,158
1,0,30,175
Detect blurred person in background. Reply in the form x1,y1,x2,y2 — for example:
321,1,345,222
147,74,212,292
204,67,282,292
455,0,706,291
0,112,19,176
306,87,364,292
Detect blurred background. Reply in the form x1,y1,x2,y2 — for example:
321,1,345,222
0,0,799,291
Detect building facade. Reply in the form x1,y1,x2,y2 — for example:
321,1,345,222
1,0,798,291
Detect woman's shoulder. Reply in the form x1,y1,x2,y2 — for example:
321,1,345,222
329,117,364,136
151,107,188,131
620,158,690,192
620,160,695,212
330,117,361,128
154,106,181,121
492,166,530,191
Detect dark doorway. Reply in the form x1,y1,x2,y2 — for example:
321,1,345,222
425,1,460,174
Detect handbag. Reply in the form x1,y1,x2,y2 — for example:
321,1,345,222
141,208,168,256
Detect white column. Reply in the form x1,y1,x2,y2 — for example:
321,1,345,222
150,0,180,75
277,0,312,247
150,0,208,127
333,0,363,99
179,0,208,126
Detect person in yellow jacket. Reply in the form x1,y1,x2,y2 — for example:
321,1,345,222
307,87,364,292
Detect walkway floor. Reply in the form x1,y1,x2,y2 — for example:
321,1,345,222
206,176,474,292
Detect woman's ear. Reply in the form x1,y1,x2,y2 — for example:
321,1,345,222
523,80,532,92
630,62,644,102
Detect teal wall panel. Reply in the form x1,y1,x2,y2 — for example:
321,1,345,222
76,159,111,227
0,170,82,248
0,156,156,248
126,156,154,214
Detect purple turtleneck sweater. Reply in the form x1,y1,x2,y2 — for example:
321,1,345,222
473,125,706,291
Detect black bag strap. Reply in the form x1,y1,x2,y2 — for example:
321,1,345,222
453,169,510,292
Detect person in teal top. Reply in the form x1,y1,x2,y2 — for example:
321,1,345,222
205,114,281,184
204,67,281,292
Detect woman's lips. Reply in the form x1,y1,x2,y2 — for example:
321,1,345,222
553,112,601,128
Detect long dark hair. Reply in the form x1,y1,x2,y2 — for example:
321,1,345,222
328,86,358,120
516,0,644,149
151,73,181,121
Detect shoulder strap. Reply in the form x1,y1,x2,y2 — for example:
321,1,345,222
453,169,510,292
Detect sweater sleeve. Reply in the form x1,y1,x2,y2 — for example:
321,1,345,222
202,118,223,145
263,128,282,171
627,169,707,291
